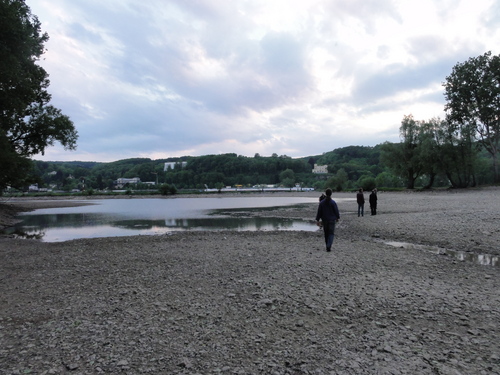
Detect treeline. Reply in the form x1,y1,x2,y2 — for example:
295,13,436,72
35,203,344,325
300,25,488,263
380,115,496,189
31,153,315,192
26,143,497,194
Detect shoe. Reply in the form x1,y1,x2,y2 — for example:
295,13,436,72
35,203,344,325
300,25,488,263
326,247,331,252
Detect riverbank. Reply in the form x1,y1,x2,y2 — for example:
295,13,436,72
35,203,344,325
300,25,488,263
1,188,499,374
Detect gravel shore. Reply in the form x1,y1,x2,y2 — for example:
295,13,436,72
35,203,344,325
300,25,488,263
1,188,499,374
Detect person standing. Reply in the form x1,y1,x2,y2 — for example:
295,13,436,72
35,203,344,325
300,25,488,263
356,188,365,217
369,189,378,215
315,188,340,252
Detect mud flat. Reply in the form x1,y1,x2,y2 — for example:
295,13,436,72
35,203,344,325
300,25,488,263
1,188,499,374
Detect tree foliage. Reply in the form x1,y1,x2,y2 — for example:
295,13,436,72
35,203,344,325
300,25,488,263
380,115,425,189
443,51,500,182
381,115,482,188
0,0,77,191
20,141,496,194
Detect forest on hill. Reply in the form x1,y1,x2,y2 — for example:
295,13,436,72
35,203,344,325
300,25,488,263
24,142,496,194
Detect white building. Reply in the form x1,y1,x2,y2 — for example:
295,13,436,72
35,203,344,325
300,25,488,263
115,177,141,188
164,161,187,171
312,164,328,174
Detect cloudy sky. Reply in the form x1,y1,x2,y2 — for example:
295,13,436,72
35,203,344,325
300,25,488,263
28,0,499,162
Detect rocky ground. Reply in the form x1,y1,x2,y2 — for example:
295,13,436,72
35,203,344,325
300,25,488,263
0,188,499,374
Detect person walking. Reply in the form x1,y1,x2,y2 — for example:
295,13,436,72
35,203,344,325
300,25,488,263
369,189,378,215
315,188,340,252
356,188,365,217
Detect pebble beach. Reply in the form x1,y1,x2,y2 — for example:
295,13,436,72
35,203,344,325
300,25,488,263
1,188,499,374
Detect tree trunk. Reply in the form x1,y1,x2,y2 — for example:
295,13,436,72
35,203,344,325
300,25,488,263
423,173,435,189
492,153,500,183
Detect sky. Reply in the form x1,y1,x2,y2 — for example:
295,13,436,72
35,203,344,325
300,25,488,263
27,0,500,162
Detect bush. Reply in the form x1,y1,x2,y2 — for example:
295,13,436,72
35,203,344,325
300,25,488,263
358,176,376,191
159,183,177,196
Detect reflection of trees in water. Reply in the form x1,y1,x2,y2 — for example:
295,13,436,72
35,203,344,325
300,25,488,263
386,241,499,268
19,213,106,228
1,227,45,240
113,220,164,230
112,217,299,231
449,251,499,267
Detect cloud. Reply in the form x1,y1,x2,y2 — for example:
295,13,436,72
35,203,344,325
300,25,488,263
25,0,500,162
352,60,450,105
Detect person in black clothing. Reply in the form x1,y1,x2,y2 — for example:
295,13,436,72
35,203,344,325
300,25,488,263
369,189,377,215
315,188,340,252
356,188,365,217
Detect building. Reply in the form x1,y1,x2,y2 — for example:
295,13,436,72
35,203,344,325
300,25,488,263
312,164,328,174
164,161,187,171
115,177,141,188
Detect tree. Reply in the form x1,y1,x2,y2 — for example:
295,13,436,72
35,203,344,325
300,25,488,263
435,118,480,188
443,51,500,182
417,118,442,189
325,168,348,191
307,157,315,169
375,171,402,188
357,176,376,191
380,115,424,189
0,0,78,192
279,168,295,184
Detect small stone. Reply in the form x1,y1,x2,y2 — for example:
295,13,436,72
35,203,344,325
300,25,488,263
65,363,79,371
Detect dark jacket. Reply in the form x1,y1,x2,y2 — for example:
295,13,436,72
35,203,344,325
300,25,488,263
356,192,365,205
316,197,340,222
369,192,377,206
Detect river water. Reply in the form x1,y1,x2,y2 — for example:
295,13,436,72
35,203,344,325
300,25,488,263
4,197,323,242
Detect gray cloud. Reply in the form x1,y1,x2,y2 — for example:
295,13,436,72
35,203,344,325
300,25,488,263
27,0,499,161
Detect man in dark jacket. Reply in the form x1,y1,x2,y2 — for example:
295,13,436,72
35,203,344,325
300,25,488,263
369,189,378,215
356,188,365,217
315,188,340,252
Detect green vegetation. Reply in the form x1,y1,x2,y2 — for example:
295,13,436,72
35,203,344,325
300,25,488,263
443,51,500,183
4,142,492,196
380,114,496,189
0,0,78,193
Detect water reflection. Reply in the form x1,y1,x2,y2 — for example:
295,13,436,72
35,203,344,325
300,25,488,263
115,217,305,231
385,241,499,267
2,197,321,242
3,216,315,242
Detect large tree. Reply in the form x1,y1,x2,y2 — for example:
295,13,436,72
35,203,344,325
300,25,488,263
434,119,480,188
0,0,77,192
380,115,425,189
443,51,500,182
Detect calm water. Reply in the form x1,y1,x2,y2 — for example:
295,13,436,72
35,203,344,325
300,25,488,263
385,241,499,267
4,197,322,242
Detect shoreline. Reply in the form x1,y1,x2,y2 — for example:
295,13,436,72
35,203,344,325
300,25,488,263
1,187,500,255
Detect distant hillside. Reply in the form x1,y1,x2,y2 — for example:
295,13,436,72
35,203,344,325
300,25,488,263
31,146,390,191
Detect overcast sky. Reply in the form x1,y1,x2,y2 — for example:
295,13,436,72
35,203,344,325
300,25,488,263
28,0,499,162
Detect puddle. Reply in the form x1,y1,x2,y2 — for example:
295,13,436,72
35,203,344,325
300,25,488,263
384,241,499,267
